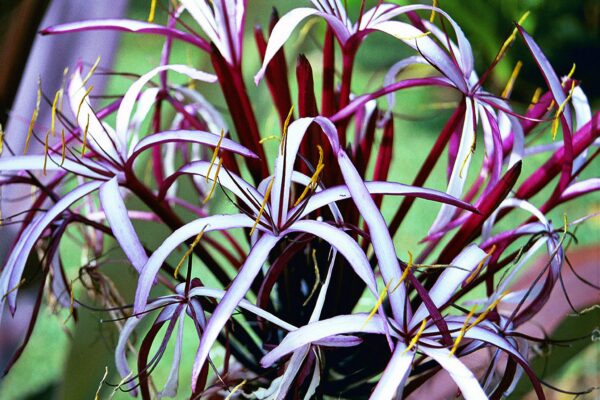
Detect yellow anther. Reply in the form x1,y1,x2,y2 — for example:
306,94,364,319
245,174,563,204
203,158,223,205
174,225,208,278
362,280,393,329
76,85,94,121
81,114,90,156
458,138,475,179
51,89,62,137
404,319,427,353
280,105,294,154
495,11,530,63
148,0,158,23
225,380,246,400
465,245,496,285
259,135,281,144
528,87,542,111
294,145,325,206
303,249,322,306
250,178,274,236
81,56,101,88
449,305,477,356
430,0,438,22
502,61,523,99
467,291,509,330
206,128,225,183
391,30,432,41
0,123,4,155
43,131,50,176
551,81,576,140
391,251,414,293
60,129,67,166
24,79,42,154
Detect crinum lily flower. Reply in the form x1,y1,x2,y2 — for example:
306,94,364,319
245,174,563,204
259,243,546,399
0,62,255,325
133,115,478,391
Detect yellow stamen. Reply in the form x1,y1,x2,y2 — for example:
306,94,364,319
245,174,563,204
51,89,62,137
467,291,509,330
225,380,246,400
303,249,321,306
81,114,90,156
60,129,67,166
391,251,414,293
501,61,523,99
362,280,392,329
259,135,281,144
81,56,101,88
250,178,274,236
495,11,530,63
294,145,324,206
0,123,4,155
391,30,432,41
280,105,294,154
206,128,225,183
24,79,42,154
203,158,223,204
449,305,477,356
148,0,158,23
174,226,208,278
404,319,427,353
43,131,50,176
430,0,438,22
465,245,496,285
562,63,576,87
458,139,475,179
551,81,576,140
76,85,94,120
528,87,543,111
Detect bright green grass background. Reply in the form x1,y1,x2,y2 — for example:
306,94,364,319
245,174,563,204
1,1,598,398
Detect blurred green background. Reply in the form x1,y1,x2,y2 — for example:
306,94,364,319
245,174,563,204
0,1,598,399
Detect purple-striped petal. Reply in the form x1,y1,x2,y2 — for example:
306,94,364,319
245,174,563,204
370,343,414,400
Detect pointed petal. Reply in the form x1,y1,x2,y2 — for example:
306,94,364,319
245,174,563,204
41,19,210,50
0,155,107,179
134,214,255,314
98,178,147,272
410,244,487,327
191,234,280,390
370,343,414,400
0,181,102,315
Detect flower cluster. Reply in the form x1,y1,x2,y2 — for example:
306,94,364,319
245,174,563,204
1,1,598,399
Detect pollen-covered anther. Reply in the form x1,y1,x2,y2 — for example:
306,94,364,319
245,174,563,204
81,114,90,156
174,225,208,278
250,177,274,236
203,158,224,205
449,305,477,356
206,128,225,183
24,79,42,155
404,319,427,353
495,11,530,63
280,105,294,155
43,131,51,176
391,251,414,293
465,245,496,285
362,280,392,329
551,81,576,140
294,145,325,206
502,61,523,99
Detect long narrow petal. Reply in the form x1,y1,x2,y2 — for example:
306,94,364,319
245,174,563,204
410,244,487,327
1,181,102,315
0,155,107,179
116,65,217,155
370,343,414,400
98,177,147,272
128,129,257,161
261,314,393,367
41,19,210,50
134,214,255,314
157,311,186,398
191,234,281,390
419,343,487,400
